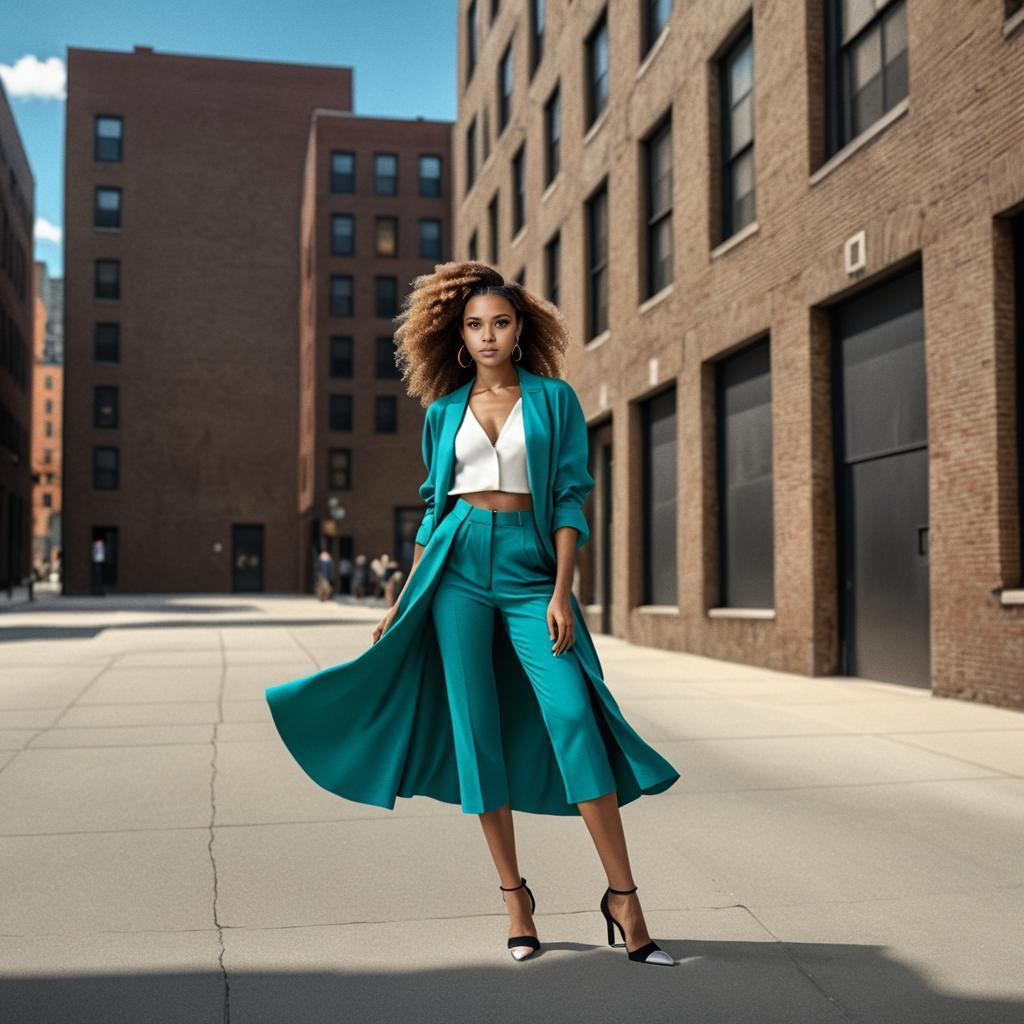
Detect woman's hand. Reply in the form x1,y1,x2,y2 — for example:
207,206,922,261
372,604,399,644
546,590,575,655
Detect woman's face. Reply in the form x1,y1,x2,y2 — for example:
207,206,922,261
460,294,520,367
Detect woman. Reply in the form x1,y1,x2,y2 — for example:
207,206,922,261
265,262,680,966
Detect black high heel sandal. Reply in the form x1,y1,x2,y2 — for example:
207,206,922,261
499,876,541,961
600,884,674,965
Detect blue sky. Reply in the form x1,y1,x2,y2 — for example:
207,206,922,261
1,0,458,277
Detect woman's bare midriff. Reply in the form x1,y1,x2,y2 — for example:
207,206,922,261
457,490,533,512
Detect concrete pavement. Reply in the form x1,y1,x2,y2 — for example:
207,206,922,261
0,593,1021,1023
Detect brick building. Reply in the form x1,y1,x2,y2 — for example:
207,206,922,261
63,46,450,595
297,111,451,592
0,77,34,592
453,0,1024,707
31,261,63,575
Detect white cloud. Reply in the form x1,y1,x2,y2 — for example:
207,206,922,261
35,217,62,245
0,55,67,101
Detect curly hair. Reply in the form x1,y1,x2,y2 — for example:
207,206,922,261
393,260,570,406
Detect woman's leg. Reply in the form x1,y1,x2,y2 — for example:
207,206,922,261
478,802,537,951
577,791,654,952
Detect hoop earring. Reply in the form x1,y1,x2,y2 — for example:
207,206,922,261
457,344,472,369
512,341,523,362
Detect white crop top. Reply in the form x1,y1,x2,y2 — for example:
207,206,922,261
447,396,531,495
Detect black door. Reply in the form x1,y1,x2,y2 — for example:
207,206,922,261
232,524,264,592
832,266,930,687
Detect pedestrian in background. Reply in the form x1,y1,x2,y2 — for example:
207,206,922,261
315,547,333,601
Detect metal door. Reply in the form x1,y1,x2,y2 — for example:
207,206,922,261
832,266,930,687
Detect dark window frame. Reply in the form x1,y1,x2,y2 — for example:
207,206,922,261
329,394,353,432
94,186,122,230
419,218,443,260
498,38,514,135
545,230,560,307
330,274,354,317
585,180,609,339
488,191,500,264
94,385,119,429
375,394,398,433
93,445,120,490
328,448,352,491
375,275,399,320
94,259,121,300
419,154,443,198
330,335,354,378
330,213,355,257
375,215,400,258
376,336,402,379
585,9,610,130
640,386,678,606
643,111,673,299
374,152,399,197
719,23,755,240
466,117,478,193
94,115,123,162
530,0,546,75
511,143,526,236
466,0,479,87
544,83,560,185
330,150,356,193
642,0,673,58
94,322,120,364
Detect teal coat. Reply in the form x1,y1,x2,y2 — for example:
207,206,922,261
265,362,681,816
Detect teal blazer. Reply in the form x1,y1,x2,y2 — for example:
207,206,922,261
264,361,681,816
414,362,592,555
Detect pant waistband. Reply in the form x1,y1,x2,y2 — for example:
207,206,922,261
452,496,532,526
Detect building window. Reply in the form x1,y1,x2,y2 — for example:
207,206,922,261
44,399,52,414
530,0,546,74
466,0,479,85
468,229,479,261
376,336,401,378
498,38,513,135
492,0,501,20
545,230,560,307
466,117,478,193
94,386,119,429
375,153,398,196
375,395,398,433
716,337,773,608
376,216,399,257
825,0,908,156
94,322,120,363
44,420,53,437
419,154,442,197
483,105,492,161
45,375,53,389
93,446,119,489
585,10,609,130
94,259,120,300
331,214,355,256
585,181,609,338
330,335,353,377
642,0,673,57
720,25,755,239
419,218,443,260
488,191,500,264
42,493,52,508
329,394,353,431
1008,0,1024,16
641,387,677,605
94,187,122,229
511,143,526,235
514,266,525,286
544,84,560,185
328,448,351,490
330,151,356,193
643,113,673,298
376,276,399,319
330,275,353,317
94,115,123,162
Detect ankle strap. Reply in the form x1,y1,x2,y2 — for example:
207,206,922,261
499,876,527,891
607,884,638,895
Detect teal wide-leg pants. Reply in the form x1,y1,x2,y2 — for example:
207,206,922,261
432,497,618,814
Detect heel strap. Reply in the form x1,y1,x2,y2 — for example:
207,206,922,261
606,884,638,895
499,876,527,891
